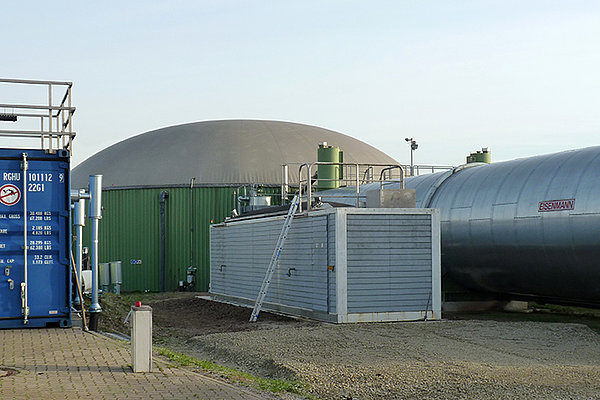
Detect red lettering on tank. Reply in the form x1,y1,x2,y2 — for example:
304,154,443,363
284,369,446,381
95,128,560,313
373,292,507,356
538,199,575,212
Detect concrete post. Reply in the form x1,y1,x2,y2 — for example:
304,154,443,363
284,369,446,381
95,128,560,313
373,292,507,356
131,305,152,372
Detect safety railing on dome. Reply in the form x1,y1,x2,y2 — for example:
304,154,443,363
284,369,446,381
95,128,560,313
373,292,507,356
408,164,454,177
280,161,455,211
0,78,76,154
285,162,405,212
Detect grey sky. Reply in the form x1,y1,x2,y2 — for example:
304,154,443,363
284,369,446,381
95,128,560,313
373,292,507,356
2,1,599,167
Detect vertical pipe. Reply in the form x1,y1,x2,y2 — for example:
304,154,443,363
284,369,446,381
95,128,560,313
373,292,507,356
74,198,86,303
189,178,195,269
355,164,360,208
21,153,29,324
159,191,169,292
88,175,102,330
281,165,289,204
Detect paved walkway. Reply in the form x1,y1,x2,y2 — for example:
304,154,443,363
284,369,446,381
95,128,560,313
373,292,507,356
0,328,265,400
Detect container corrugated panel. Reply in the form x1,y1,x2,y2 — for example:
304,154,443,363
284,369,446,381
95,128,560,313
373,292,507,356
346,214,433,313
327,213,336,313
210,215,331,313
0,149,71,328
210,207,441,323
81,186,236,292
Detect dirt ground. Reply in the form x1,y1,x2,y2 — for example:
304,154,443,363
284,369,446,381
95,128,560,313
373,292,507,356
99,293,600,400
98,291,318,347
150,294,317,337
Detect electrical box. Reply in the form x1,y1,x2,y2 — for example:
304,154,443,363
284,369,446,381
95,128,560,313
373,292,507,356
0,149,71,328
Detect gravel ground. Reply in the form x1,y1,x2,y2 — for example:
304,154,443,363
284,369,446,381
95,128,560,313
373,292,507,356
177,319,600,400
107,296,600,399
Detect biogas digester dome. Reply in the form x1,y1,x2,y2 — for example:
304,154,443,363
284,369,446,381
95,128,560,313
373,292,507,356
72,120,397,292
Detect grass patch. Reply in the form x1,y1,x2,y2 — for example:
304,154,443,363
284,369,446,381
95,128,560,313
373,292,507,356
155,347,309,396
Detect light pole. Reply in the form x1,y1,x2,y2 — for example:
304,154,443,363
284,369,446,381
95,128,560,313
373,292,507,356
405,138,418,176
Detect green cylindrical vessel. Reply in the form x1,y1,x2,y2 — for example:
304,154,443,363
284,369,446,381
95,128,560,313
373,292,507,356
317,145,341,190
480,149,491,163
467,149,491,164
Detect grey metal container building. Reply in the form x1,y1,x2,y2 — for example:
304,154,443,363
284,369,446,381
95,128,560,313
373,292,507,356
210,207,441,323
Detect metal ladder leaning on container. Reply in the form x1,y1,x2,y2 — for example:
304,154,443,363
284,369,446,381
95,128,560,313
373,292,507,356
249,194,300,322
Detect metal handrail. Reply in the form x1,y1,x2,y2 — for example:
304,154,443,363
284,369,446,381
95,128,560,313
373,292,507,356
295,162,405,211
297,163,311,212
0,78,75,154
409,164,454,176
379,165,405,192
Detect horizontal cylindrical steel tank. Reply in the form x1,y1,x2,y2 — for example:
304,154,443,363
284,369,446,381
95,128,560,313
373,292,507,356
406,146,600,305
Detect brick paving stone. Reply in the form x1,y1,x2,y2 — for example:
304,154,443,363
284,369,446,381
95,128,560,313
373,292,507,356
0,328,267,400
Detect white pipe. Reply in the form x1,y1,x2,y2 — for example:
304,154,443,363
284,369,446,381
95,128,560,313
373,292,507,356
88,175,102,316
355,164,360,208
281,165,288,203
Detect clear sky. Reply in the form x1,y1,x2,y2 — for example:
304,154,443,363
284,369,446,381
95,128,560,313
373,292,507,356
2,1,599,167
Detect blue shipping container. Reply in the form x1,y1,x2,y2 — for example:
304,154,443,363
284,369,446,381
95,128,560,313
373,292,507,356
0,149,71,328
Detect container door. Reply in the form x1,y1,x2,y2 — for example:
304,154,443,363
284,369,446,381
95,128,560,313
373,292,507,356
0,158,26,322
0,151,71,328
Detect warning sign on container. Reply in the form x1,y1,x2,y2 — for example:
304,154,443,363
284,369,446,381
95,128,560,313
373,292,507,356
0,184,21,206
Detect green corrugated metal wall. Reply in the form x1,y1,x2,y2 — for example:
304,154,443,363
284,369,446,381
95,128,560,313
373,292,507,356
82,187,235,292
80,185,282,292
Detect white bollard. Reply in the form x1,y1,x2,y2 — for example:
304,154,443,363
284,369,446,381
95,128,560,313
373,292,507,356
131,304,152,372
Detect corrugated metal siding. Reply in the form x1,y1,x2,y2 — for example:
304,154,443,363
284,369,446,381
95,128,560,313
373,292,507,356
95,189,160,292
210,215,331,312
346,214,433,313
82,187,236,292
327,213,336,313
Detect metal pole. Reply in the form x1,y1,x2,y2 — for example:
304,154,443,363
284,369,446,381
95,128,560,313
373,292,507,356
281,165,289,204
21,153,29,324
48,84,53,153
67,85,73,153
298,163,309,213
88,175,102,331
40,117,44,149
74,198,86,306
159,191,169,292
355,164,360,208
410,147,414,177
307,164,312,211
